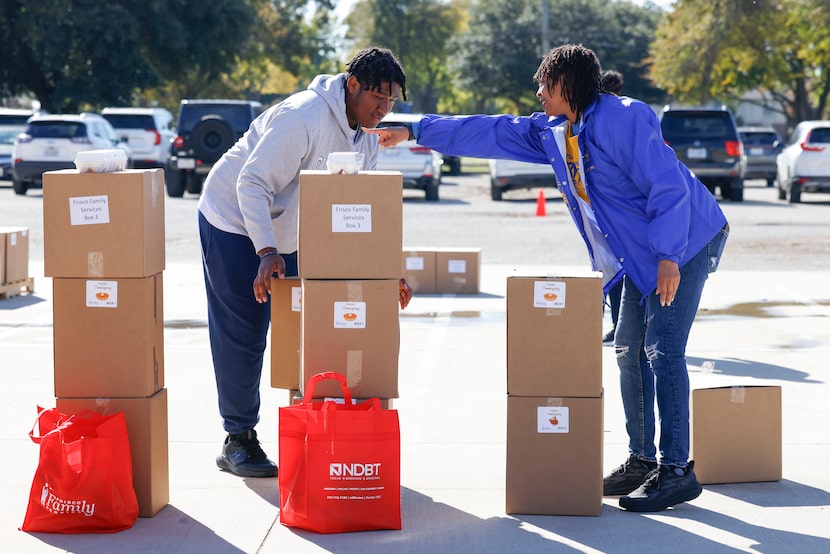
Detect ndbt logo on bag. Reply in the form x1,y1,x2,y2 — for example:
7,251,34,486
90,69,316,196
329,462,382,480
40,482,96,516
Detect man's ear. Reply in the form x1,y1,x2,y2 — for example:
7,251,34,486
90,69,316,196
346,75,361,94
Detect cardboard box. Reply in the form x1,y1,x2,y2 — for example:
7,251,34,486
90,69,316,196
402,248,437,294
290,390,395,410
0,226,29,285
436,248,480,294
57,388,169,518
507,275,603,397
270,277,302,390
298,171,402,279
506,394,603,516
691,386,782,484
43,169,165,278
301,279,400,398
53,274,164,397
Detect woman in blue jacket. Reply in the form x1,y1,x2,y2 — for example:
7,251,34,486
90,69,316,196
368,44,728,512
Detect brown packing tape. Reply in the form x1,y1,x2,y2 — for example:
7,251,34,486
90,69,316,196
730,386,746,404
546,397,564,407
347,280,363,302
347,350,363,389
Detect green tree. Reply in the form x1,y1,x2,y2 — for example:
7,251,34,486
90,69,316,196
649,0,830,128
449,0,665,115
344,0,464,113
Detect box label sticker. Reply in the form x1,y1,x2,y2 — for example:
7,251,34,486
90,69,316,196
332,204,372,233
447,259,467,273
86,280,118,308
534,281,566,308
291,287,302,312
10,233,17,246
406,256,425,271
537,406,569,433
69,195,110,226
334,301,366,328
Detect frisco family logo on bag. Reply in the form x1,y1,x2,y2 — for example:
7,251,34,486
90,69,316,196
40,482,96,517
329,462,382,480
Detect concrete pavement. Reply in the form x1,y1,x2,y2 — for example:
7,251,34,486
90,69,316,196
2,262,829,553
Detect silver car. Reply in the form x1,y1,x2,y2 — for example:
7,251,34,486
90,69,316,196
375,113,442,201
739,126,782,188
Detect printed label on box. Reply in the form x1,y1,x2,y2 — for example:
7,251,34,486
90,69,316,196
332,204,372,233
69,195,111,226
291,287,302,312
533,281,566,308
406,256,425,271
447,259,467,273
537,406,569,433
334,301,366,328
10,233,17,246
85,280,118,308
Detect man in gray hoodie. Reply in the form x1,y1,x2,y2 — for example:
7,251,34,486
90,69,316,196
198,47,412,478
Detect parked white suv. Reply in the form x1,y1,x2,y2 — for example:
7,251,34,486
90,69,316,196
776,120,830,203
11,113,132,195
102,107,175,169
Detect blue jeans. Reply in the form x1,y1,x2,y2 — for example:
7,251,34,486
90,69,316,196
614,225,728,467
199,212,298,434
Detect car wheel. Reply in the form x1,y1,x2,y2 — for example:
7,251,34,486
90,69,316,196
776,176,787,200
191,117,236,164
728,178,744,202
444,157,461,176
165,168,185,197
788,180,801,203
490,179,503,201
424,180,439,201
186,172,204,195
12,178,28,195
766,178,775,188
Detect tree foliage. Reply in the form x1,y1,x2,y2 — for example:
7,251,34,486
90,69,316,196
649,0,830,129
345,0,465,113
449,0,665,115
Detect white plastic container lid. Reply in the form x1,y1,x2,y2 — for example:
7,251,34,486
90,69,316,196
326,151,364,174
74,149,128,173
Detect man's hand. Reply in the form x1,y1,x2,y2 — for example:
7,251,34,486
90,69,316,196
254,254,286,303
399,278,413,309
363,126,410,149
656,259,680,307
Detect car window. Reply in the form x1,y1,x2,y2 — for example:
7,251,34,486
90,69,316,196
0,129,19,145
740,132,778,146
0,114,31,126
27,121,86,139
179,105,255,133
103,114,156,129
807,127,830,143
661,112,736,140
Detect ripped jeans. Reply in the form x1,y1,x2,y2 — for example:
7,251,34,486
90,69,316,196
614,225,728,467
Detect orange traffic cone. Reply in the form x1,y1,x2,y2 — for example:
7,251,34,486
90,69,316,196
535,189,547,217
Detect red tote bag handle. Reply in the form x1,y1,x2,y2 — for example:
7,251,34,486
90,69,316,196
302,372,353,406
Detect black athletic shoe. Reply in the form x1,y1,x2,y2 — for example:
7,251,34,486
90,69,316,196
216,429,278,478
619,461,703,512
602,328,616,344
603,455,658,496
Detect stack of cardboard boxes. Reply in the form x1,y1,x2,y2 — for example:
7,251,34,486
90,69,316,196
402,247,481,295
0,226,32,298
42,169,169,518
505,273,604,516
271,171,403,405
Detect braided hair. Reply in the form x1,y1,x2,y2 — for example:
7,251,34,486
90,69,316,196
601,70,624,95
533,44,601,119
346,47,407,102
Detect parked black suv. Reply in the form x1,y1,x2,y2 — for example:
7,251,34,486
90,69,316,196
660,106,746,201
166,99,262,197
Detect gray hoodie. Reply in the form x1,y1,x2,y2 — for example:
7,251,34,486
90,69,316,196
197,73,380,254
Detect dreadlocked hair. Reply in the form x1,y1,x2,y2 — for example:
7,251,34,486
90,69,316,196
346,47,407,102
534,44,601,118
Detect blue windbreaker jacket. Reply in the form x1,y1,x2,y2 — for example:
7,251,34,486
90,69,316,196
416,95,728,299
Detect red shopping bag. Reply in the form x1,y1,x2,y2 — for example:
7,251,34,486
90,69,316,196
279,372,401,533
20,407,139,533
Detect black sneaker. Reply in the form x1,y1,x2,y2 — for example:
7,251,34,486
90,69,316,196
619,461,703,512
603,455,658,496
216,429,278,478
602,328,616,344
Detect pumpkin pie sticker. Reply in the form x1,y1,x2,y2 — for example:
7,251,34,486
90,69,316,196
537,406,569,433
86,280,118,308
534,281,566,309
334,301,366,328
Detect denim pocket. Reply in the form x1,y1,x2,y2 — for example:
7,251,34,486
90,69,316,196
707,223,729,274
